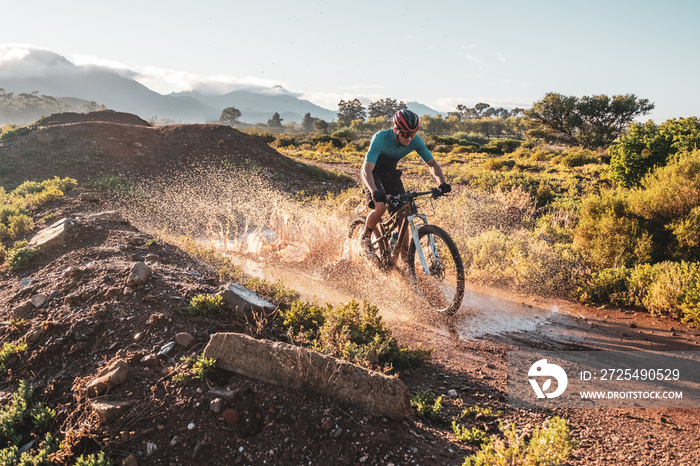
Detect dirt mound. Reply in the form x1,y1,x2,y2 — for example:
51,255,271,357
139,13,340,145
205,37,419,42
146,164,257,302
39,110,151,127
0,111,353,193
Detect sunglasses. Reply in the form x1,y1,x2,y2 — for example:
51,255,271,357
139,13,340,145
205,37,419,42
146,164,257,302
398,130,417,139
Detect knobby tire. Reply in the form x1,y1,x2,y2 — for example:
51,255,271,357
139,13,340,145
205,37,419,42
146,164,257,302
406,224,465,315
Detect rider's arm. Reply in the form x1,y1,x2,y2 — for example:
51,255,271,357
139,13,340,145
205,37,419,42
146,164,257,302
361,160,379,192
425,158,447,186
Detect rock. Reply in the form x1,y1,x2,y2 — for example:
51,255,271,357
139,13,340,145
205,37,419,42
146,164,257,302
91,400,135,423
175,332,195,348
19,278,33,290
192,441,209,460
321,419,334,431
140,354,159,367
157,342,175,356
222,408,239,423
209,398,224,413
86,359,129,397
204,332,412,420
105,287,122,299
126,262,152,287
144,254,161,263
209,388,237,400
217,283,275,319
30,294,49,308
12,301,34,319
122,453,138,466
48,290,62,301
28,218,72,250
25,329,45,346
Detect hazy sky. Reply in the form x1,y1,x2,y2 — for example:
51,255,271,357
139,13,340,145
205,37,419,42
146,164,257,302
1,0,698,122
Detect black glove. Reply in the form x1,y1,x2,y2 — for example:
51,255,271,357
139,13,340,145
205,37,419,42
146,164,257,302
372,190,387,203
439,182,451,194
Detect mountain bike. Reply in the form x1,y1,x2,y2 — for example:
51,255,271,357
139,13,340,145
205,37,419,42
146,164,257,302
348,190,465,315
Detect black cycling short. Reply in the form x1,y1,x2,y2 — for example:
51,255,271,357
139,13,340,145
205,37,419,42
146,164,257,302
364,168,405,213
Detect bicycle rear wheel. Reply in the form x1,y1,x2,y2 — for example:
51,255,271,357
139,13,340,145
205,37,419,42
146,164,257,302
348,216,391,267
407,224,465,315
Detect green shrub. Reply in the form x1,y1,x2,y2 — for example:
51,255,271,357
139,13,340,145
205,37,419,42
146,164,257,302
609,117,700,187
483,138,521,154
74,451,113,466
281,300,325,337
331,128,355,139
577,267,631,305
628,261,700,324
184,294,225,317
629,150,700,224
279,298,432,371
0,342,27,372
0,205,23,224
557,147,600,167
458,406,502,419
411,388,442,421
0,125,31,140
7,214,34,239
463,416,577,466
482,158,504,171
577,261,700,326
452,422,489,445
574,190,653,269
5,241,39,272
173,354,218,383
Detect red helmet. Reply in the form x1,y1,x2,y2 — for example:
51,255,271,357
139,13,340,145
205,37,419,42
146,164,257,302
393,109,419,132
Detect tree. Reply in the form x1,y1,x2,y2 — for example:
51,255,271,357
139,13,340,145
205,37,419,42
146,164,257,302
220,106,242,126
368,98,407,121
301,112,316,132
421,114,450,135
474,102,491,116
525,93,654,149
314,119,330,134
337,99,366,126
267,112,283,127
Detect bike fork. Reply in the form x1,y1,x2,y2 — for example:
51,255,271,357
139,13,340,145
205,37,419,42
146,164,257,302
408,214,438,274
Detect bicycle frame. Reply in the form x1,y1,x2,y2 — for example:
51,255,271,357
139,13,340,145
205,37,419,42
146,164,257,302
372,191,436,273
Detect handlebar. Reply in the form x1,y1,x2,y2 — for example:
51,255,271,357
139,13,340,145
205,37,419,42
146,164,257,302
387,189,446,203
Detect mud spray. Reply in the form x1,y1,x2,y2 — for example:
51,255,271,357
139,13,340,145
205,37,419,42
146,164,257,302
121,163,554,339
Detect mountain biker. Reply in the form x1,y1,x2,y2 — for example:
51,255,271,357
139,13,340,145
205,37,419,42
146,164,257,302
360,109,451,258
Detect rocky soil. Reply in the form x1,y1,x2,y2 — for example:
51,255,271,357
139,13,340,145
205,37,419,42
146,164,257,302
1,111,699,465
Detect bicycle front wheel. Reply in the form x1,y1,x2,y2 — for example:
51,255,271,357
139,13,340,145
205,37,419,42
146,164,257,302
407,224,465,315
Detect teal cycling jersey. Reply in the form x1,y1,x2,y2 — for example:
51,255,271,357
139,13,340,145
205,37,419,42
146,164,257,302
364,129,433,171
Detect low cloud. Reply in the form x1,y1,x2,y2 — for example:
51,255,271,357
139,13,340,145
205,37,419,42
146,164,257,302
0,43,74,79
0,43,293,97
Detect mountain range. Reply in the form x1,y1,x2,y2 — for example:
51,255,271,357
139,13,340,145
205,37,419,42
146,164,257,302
0,47,441,125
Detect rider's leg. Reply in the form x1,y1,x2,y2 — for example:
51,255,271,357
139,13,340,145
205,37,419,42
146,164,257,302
365,202,387,234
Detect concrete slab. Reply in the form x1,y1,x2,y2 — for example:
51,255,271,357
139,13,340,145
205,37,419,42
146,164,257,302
203,332,412,420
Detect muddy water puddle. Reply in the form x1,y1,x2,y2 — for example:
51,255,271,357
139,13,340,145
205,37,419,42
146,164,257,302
226,248,566,340
448,287,559,339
